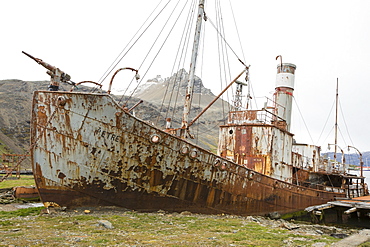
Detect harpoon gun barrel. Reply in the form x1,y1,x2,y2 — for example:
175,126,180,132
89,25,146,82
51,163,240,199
22,51,72,91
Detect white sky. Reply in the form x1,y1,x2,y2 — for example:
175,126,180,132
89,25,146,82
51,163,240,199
1,0,370,152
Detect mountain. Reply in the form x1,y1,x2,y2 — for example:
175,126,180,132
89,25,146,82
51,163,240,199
132,69,228,117
323,152,370,167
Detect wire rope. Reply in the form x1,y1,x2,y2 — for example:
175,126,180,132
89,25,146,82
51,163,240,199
98,0,167,86
155,0,196,126
227,0,246,63
101,1,173,89
292,96,315,144
316,99,335,145
206,16,246,67
338,99,355,146
167,0,197,123
216,0,232,113
194,19,207,144
214,1,226,124
121,0,184,106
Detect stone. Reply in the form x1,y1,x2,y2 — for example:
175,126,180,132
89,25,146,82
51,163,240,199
311,242,326,247
98,220,114,229
268,211,281,220
330,233,348,239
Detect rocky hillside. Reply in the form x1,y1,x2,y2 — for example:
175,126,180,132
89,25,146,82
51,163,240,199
0,79,42,154
133,69,226,113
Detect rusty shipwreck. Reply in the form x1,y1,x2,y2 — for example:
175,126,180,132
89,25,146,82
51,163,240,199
27,0,366,215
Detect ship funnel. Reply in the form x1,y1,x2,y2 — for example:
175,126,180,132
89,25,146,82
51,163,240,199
274,63,296,131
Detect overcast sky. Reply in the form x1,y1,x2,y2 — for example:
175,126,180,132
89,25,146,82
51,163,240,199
1,0,370,153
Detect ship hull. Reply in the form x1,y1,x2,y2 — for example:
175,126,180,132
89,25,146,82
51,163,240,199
31,91,344,215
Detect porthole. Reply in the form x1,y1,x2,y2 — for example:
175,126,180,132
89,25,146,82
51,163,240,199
150,134,161,143
229,129,233,134
220,162,228,170
180,145,189,154
57,96,66,106
213,158,221,167
189,149,198,159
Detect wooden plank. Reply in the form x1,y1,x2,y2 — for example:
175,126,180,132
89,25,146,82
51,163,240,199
344,207,357,214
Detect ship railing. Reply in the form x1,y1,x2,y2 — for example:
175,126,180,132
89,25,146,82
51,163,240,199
325,187,346,194
293,178,366,197
345,177,367,198
291,180,345,194
228,108,280,126
316,161,348,175
347,186,366,198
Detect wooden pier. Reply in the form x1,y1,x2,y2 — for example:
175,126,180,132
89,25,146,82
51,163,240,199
306,195,370,227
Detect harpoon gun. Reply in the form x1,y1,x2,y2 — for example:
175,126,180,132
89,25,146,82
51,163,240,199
22,51,75,91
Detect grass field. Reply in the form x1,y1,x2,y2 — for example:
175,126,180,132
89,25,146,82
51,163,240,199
0,208,343,247
0,175,35,189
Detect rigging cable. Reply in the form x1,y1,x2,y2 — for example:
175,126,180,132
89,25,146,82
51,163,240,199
292,96,315,144
322,126,335,147
194,18,207,144
98,0,171,86
214,1,226,124
121,0,185,106
227,0,254,110
154,0,195,125
227,0,246,63
206,17,247,68
316,99,335,145
169,0,197,123
160,0,197,125
339,98,355,146
216,0,233,113
337,126,348,149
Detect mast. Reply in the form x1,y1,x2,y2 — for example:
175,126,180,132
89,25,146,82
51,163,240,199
180,0,205,138
334,78,338,162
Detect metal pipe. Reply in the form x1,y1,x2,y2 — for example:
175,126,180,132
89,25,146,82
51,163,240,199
127,100,143,112
70,81,102,92
188,67,248,128
108,67,139,94
275,55,282,70
328,143,345,171
348,145,363,177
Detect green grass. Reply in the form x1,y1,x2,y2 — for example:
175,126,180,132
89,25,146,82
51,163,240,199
0,210,344,246
0,206,43,218
0,175,35,189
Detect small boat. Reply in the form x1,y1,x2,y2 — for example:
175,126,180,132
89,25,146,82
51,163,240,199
26,0,366,215
13,186,39,200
